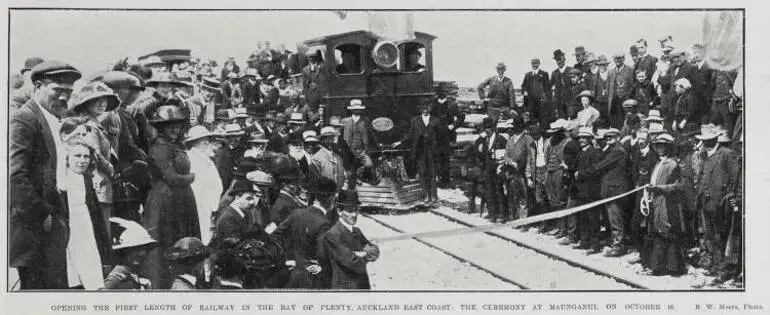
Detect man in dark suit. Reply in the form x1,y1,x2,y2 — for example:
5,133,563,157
608,53,635,128
550,50,573,124
690,44,714,123
302,50,327,108
521,58,551,127
657,49,697,128
582,128,631,257
212,180,261,248
10,61,81,289
571,127,604,253
431,86,465,188
268,155,307,226
266,114,290,154
396,101,441,204
633,39,658,82
272,177,339,289
471,117,508,222
318,190,379,289
477,62,515,121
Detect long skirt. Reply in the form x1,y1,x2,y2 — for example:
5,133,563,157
142,181,200,289
647,233,686,276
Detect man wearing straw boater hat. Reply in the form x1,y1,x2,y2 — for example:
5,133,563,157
694,124,738,280
477,62,515,122
312,126,347,189
188,76,221,127
341,99,379,186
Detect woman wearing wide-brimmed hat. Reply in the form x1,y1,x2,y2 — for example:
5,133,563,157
165,237,211,290
184,126,223,245
67,82,120,231
575,90,600,128
142,105,200,289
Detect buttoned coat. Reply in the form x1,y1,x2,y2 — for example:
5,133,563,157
400,115,441,162
274,206,332,289
697,146,737,213
477,75,516,108
318,222,376,289
9,99,70,288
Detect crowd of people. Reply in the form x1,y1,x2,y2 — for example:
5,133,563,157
7,33,743,291
8,49,387,290
472,37,743,285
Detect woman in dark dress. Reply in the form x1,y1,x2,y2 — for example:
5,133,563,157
642,133,687,276
142,105,200,289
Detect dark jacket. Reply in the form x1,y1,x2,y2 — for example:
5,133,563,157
697,146,737,213
584,142,630,198
658,61,697,110
266,132,289,155
341,117,379,154
551,66,574,109
318,222,376,289
608,64,635,102
400,115,441,162
673,90,696,123
634,54,658,81
471,133,508,177
212,206,251,248
274,205,332,289
431,98,465,143
631,147,659,187
632,81,657,114
269,191,304,226
521,70,551,103
477,75,515,108
503,133,533,175
9,99,70,288
573,146,603,200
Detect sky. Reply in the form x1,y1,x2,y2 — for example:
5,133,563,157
10,10,714,87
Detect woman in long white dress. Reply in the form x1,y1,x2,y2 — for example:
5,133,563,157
58,137,112,289
184,126,223,245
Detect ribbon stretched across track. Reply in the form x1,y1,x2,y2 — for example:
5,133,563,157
369,185,649,243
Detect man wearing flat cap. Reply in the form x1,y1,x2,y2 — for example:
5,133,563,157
478,62,516,121
10,60,81,289
10,56,45,111
608,52,635,128
521,58,551,127
657,48,696,128
581,127,631,257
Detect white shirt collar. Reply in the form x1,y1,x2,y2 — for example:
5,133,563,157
640,145,650,156
421,115,430,125
339,219,354,232
437,98,447,104
558,65,566,72
229,201,245,218
312,201,328,215
351,115,360,123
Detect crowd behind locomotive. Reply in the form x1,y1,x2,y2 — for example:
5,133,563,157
8,32,742,290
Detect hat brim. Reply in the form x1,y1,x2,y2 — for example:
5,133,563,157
147,80,193,88
347,106,366,110
183,133,215,144
304,137,319,143
695,134,718,140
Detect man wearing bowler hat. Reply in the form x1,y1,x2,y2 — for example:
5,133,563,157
10,60,81,289
521,58,551,128
551,50,574,125
272,177,339,289
477,62,516,122
318,190,379,289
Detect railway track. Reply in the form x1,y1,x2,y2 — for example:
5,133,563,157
360,209,640,290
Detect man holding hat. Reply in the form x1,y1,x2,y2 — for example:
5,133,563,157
581,127,631,257
312,127,347,189
318,190,379,289
272,177,339,289
608,52,635,129
341,99,379,186
521,58,551,127
10,56,45,110
477,62,516,121
10,60,81,289
695,124,738,279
